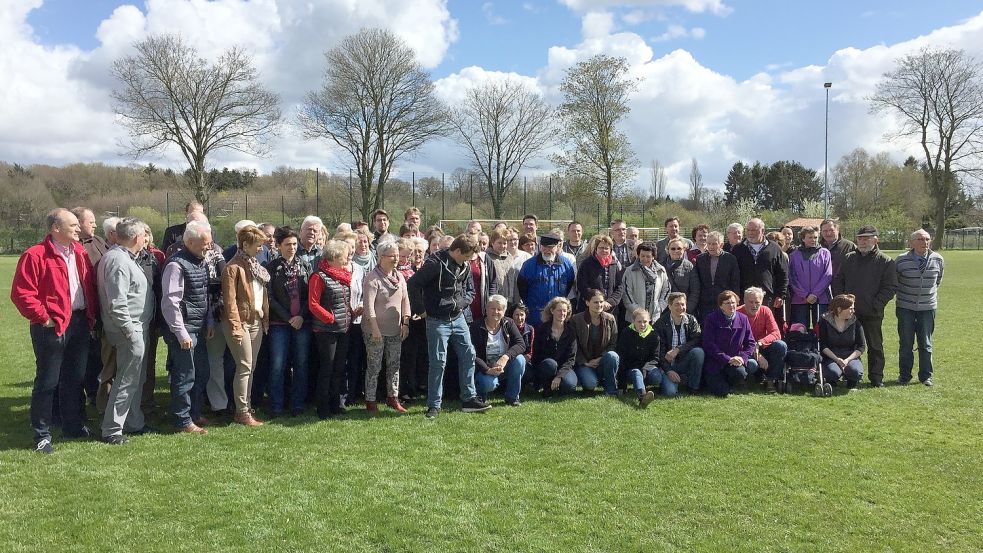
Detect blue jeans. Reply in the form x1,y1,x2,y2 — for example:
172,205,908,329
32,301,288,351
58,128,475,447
897,307,935,382
704,362,755,397
29,311,90,442
790,303,828,329
822,358,863,384
629,367,663,396
165,330,209,428
660,347,704,397
268,322,312,414
476,355,526,402
425,315,477,409
536,358,579,394
575,351,620,395
746,340,787,381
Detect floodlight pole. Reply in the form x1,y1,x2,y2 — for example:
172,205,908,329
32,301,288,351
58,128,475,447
823,82,832,220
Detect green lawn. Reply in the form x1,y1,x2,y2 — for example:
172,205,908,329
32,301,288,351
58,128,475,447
0,252,981,552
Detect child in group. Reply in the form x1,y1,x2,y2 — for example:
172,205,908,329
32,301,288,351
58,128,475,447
617,308,660,408
511,303,535,365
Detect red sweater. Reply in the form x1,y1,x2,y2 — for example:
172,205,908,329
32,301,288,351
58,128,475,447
737,304,781,348
11,236,98,336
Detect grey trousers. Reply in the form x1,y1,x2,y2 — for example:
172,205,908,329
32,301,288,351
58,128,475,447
101,325,148,437
364,334,401,402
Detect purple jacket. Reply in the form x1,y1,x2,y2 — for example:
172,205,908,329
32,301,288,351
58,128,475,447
701,309,756,375
788,246,832,305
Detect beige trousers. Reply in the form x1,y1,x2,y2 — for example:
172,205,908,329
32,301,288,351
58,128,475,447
222,320,263,414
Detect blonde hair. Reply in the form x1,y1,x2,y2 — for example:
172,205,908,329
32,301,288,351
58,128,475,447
237,225,267,248
323,239,352,262
541,297,573,323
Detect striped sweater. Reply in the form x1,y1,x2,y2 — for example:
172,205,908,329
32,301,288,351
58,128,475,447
895,250,944,311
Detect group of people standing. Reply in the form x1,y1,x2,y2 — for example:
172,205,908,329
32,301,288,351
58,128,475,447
11,204,943,454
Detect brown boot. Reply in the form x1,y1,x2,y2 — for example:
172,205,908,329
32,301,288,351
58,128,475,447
366,401,379,415
234,412,263,427
386,396,407,413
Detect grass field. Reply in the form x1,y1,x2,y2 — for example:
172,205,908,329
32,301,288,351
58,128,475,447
0,252,981,552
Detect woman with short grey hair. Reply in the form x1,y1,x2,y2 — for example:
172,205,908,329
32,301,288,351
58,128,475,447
470,294,527,406
361,240,410,414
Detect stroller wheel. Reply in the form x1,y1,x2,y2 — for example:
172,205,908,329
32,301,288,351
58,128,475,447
776,381,785,394
814,384,824,397
823,383,833,397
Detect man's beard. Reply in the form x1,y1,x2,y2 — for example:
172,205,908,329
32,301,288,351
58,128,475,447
857,245,874,253
542,253,556,263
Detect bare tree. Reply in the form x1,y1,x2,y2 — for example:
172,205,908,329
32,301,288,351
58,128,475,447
650,158,667,201
688,158,705,205
299,28,451,220
111,34,281,204
553,54,638,224
869,47,983,248
450,79,555,219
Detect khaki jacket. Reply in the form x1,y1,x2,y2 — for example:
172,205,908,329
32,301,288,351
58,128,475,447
221,257,270,336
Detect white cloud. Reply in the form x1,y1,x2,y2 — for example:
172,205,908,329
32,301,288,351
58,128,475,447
0,0,458,171
652,24,705,42
482,2,508,25
559,0,731,16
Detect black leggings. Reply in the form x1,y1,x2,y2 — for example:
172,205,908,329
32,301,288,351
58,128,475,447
315,332,350,416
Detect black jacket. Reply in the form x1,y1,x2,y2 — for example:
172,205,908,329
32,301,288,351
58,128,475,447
831,246,898,317
266,256,312,324
617,326,661,372
694,251,740,314
576,255,624,313
662,257,701,314
407,249,475,320
821,237,856,278
470,317,526,374
653,311,702,363
531,321,577,380
819,312,866,360
731,240,789,300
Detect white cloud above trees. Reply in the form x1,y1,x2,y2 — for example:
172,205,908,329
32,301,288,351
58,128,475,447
1,0,982,200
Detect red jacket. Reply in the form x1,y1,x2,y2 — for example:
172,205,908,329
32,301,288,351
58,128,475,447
737,304,781,348
11,235,99,336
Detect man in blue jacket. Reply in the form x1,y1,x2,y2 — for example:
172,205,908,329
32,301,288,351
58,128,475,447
517,235,576,327
408,234,491,419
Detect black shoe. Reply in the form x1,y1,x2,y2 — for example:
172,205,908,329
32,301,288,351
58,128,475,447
64,426,93,440
922,378,934,387
34,438,54,455
461,398,492,413
103,434,129,445
897,377,911,385
130,425,156,435
764,380,777,393
506,398,522,407
870,380,884,388
425,407,440,419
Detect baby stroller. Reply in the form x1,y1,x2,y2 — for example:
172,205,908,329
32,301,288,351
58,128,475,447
778,323,831,397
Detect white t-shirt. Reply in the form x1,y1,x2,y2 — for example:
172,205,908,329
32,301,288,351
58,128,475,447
486,328,507,361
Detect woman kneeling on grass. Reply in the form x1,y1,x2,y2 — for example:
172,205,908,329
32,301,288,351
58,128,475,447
617,307,660,408
818,293,865,390
471,294,527,406
222,225,270,427
362,240,410,414
570,288,620,396
532,297,578,396
701,290,757,397
309,240,354,419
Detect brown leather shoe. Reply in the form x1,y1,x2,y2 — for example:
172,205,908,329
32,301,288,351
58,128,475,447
386,396,407,413
180,423,208,435
234,412,264,427
193,416,211,427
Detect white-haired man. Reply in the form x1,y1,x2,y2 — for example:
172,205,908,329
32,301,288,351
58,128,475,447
161,220,214,434
99,218,154,444
298,215,324,265
895,229,944,387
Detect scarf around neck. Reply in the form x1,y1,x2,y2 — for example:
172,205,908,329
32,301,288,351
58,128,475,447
595,253,614,268
629,323,653,338
235,250,270,285
319,259,352,287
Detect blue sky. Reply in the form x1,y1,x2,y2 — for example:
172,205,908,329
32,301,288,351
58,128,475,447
8,0,983,195
28,0,983,80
